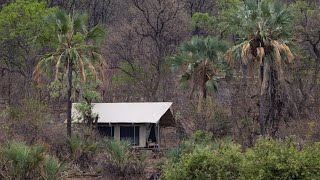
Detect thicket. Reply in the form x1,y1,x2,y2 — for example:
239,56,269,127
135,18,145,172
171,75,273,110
0,99,148,179
164,132,320,180
0,141,65,180
104,139,149,178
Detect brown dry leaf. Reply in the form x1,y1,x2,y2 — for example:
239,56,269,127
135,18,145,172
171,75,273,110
248,59,259,78
282,44,294,63
273,45,283,80
271,40,295,63
256,47,265,65
88,64,98,79
241,41,251,65
224,49,234,66
260,62,269,95
79,59,86,82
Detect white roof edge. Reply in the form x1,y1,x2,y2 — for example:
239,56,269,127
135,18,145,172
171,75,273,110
72,102,173,124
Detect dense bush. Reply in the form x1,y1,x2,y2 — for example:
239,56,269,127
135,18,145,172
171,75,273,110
0,141,64,180
0,99,52,143
164,137,320,180
0,99,69,158
242,137,320,180
164,139,242,180
104,139,148,178
193,130,214,144
68,134,98,169
166,140,196,163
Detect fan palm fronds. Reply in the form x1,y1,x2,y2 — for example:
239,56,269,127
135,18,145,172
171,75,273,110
33,10,106,137
223,0,295,136
170,36,229,112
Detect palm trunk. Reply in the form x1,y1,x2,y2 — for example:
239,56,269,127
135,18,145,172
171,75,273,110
67,58,73,137
197,91,203,113
203,86,207,99
259,63,265,136
269,67,276,136
259,94,266,136
269,67,282,137
259,61,269,136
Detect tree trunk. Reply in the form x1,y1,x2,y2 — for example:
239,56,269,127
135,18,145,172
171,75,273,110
7,71,12,105
259,93,266,136
24,75,33,99
259,65,266,136
67,58,73,137
269,67,277,137
310,47,320,91
203,86,207,99
197,91,203,113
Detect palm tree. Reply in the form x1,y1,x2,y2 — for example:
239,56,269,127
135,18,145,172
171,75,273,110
33,10,106,137
224,0,295,136
171,36,229,112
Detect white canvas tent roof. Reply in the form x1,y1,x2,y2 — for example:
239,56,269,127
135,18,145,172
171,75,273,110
72,102,173,124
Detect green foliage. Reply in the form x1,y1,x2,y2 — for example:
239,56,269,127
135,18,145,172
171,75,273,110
225,0,294,43
0,0,57,84
1,142,45,179
34,9,106,136
166,140,196,163
242,137,320,180
243,137,300,179
192,13,216,30
170,36,229,92
42,157,66,180
34,9,106,98
164,141,243,180
0,0,57,46
300,142,320,178
68,135,98,167
191,0,241,36
73,102,97,123
48,72,102,102
104,139,148,177
105,139,132,167
193,130,213,144
164,137,320,180
0,141,64,180
222,0,296,136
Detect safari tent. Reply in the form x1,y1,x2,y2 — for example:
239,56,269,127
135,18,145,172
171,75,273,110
72,102,175,148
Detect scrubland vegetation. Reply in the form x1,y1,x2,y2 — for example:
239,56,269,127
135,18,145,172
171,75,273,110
1,0,320,179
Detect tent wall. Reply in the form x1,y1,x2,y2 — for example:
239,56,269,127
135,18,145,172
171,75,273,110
110,124,147,147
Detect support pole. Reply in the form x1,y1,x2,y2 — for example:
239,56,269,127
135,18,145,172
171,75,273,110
157,122,160,150
133,123,135,146
109,123,113,138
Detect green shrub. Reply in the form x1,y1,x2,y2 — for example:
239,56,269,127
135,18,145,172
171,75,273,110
106,139,131,168
104,139,148,178
0,141,64,180
193,130,213,144
300,142,320,178
164,141,243,180
0,141,45,179
42,157,66,180
164,137,320,180
68,135,98,168
242,137,320,180
166,140,196,163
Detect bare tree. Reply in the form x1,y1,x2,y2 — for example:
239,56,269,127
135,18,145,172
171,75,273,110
107,0,189,101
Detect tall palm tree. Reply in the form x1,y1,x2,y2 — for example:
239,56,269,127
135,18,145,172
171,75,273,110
33,10,106,137
171,36,229,112
224,0,295,136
